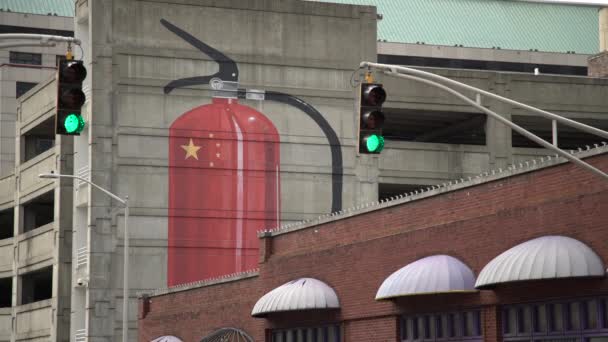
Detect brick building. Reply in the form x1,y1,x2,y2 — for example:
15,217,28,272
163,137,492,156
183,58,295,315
138,147,608,342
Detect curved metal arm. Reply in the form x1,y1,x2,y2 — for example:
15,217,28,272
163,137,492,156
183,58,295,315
0,34,80,45
40,173,126,205
0,42,56,49
362,62,608,140
383,71,608,181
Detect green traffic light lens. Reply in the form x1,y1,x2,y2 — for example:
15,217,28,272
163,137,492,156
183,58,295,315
365,134,385,153
64,113,85,134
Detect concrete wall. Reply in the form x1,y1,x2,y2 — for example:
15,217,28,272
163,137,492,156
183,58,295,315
589,51,608,77
76,0,608,340
378,41,590,66
77,0,378,340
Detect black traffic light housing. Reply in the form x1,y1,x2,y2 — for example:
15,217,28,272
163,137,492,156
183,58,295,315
56,60,87,135
358,83,386,154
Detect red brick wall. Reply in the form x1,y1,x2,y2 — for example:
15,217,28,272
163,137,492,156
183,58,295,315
139,154,608,342
139,276,266,341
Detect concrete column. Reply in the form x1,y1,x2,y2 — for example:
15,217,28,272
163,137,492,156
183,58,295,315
485,75,513,170
355,154,380,204
600,8,608,52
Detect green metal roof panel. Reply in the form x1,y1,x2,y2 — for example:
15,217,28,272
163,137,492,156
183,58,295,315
0,0,599,54
309,0,599,54
0,0,74,17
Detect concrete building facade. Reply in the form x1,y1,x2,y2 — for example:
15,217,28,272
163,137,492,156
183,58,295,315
1,0,608,341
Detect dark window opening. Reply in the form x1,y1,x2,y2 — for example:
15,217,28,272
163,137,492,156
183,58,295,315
0,24,73,37
16,81,37,98
512,115,608,150
383,108,486,146
22,191,54,233
271,324,341,342
401,310,482,342
22,116,55,162
379,54,587,76
0,277,11,307
379,183,432,201
0,209,14,240
9,51,41,65
20,267,52,305
503,298,608,341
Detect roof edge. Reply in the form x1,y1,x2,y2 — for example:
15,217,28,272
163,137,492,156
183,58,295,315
139,269,259,298
259,143,608,238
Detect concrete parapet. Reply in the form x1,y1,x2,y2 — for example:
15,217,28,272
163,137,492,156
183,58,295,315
588,51,608,78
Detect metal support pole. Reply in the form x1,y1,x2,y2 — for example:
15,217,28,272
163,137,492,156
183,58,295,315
552,120,558,147
37,173,130,340
123,198,129,342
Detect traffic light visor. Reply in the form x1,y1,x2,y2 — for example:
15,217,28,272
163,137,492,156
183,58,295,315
60,89,85,108
61,62,87,83
361,110,385,129
362,85,386,106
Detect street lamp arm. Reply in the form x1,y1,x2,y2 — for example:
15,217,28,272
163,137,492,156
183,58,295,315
40,173,126,205
75,176,127,206
39,171,130,342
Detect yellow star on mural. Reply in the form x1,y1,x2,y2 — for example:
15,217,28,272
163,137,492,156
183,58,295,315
181,138,201,160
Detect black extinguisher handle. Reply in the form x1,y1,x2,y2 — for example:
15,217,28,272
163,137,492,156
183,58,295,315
160,19,239,94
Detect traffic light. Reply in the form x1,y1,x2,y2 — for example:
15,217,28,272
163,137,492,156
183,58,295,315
358,83,386,154
56,60,86,135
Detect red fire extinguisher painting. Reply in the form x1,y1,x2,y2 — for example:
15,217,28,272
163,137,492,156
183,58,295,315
168,98,280,286
162,19,343,286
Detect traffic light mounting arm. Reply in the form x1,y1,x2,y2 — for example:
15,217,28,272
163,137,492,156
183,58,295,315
359,62,608,182
0,34,80,49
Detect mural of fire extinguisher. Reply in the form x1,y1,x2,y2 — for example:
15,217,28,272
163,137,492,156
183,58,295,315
162,19,343,286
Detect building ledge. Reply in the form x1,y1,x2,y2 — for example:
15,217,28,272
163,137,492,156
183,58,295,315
141,269,259,298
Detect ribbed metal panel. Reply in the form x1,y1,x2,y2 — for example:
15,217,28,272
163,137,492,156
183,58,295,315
0,0,73,17
307,0,599,54
150,336,183,342
475,235,605,288
375,255,476,300
251,278,340,317
200,328,253,342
